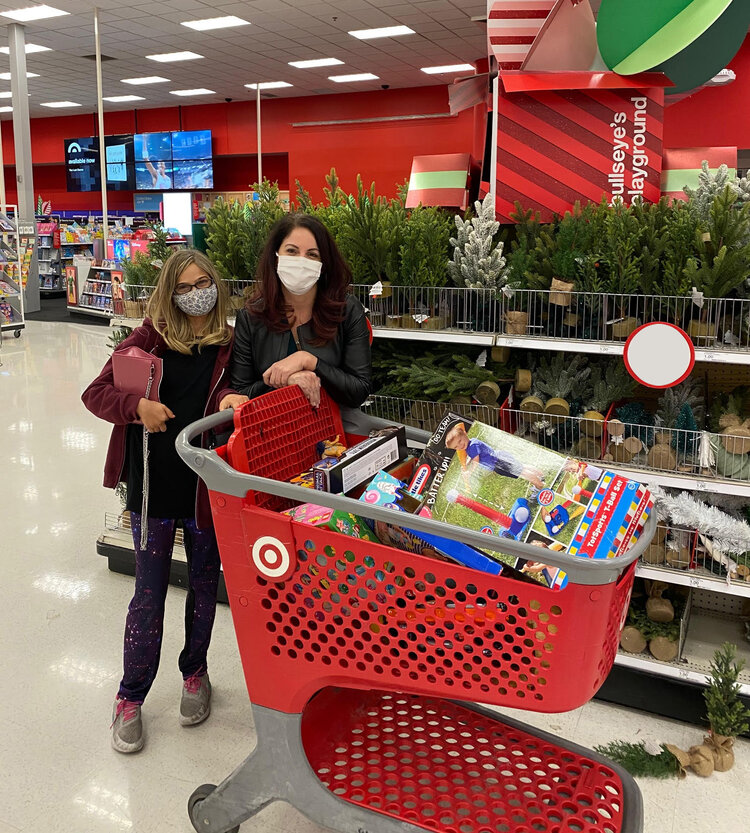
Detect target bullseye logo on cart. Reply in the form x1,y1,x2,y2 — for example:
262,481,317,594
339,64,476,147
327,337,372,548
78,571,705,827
538,489,554,506
252,536,291,579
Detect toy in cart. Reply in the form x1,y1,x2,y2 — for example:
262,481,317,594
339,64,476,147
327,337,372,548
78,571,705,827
410,412,653,587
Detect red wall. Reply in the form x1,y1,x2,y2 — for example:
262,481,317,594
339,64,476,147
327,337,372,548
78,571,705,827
662,36,750,150
0,85,476,211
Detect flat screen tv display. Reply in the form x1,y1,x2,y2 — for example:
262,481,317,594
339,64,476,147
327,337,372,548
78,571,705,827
104,134,135,190
172,159,214,190
134,132,172,162
171,129,212,160
135,161,174,190
65,135,136,192
65,137,101,192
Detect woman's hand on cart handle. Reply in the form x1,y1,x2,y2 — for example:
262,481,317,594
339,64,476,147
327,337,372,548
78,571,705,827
288,371,321,408
137,399,175,432
219,393,249,411
263,352,317,388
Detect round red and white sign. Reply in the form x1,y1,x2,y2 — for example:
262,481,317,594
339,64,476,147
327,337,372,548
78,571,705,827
624,322,695,389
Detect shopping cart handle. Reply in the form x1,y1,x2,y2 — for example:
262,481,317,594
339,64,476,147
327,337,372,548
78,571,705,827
177,411,656,586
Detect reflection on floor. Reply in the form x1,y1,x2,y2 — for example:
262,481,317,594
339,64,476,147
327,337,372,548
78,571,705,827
2,321,748,833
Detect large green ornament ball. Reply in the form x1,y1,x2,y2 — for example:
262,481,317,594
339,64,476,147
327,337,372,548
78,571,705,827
597,0,750,94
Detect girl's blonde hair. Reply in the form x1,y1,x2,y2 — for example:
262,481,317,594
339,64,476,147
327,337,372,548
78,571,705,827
145,249,231,354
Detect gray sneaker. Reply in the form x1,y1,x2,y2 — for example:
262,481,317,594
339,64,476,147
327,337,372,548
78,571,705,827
111,698,144,753
180,673,211,726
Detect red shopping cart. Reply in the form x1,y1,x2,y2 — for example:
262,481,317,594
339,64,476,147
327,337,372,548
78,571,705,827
177,387,654,833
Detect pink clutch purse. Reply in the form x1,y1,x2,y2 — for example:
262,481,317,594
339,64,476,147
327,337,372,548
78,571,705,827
112,346,163,401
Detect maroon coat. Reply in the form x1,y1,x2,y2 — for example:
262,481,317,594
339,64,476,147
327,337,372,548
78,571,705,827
81,318,237,528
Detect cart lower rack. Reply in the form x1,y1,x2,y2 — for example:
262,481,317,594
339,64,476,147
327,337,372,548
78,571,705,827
177,388,655,833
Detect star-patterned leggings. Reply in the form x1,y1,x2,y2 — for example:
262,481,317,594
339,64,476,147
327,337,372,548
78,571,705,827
117,514,222,704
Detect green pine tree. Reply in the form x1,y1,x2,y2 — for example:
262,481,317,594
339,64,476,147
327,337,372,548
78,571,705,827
705,642,750,738
399,206,453,287
684,187,750,298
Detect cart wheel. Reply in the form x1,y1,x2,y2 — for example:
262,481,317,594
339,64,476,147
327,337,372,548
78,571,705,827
13,330,20,338
188,784,240,833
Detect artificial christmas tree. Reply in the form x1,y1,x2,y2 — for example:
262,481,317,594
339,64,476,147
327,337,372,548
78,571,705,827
448,193,507,291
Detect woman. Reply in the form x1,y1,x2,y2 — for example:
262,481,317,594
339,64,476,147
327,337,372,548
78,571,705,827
231,213,371,409
82,249,247,754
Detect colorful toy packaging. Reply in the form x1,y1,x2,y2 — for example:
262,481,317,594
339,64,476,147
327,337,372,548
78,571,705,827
282,503,380,543
313,426,407,493
413,412,653,585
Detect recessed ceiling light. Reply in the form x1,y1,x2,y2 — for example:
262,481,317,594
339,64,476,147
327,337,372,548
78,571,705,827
0,43,51,54
169,88,215,96
329,73,379,83
0,106,12,112
289,58,343,69
181,15,250,31
103,94,145,102
40,100,81,108
245,81,292,90
146,51,203,63
121,76,169,85
0,71,39,79
0,5,68,22
348,25,415,40
421,64,475,75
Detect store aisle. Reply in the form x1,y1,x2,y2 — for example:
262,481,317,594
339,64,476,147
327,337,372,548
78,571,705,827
1,321,749,833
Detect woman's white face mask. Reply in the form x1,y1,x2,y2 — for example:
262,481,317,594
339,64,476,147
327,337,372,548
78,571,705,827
276,254,322,295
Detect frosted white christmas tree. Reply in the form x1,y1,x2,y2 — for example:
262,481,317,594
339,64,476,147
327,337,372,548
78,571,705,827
448,193,507,290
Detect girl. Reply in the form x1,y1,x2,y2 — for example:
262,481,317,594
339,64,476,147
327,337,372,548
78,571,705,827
231,213,371,409
82,249,246,753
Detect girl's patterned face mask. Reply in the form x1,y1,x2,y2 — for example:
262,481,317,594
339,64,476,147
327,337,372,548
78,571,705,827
173,282,218,316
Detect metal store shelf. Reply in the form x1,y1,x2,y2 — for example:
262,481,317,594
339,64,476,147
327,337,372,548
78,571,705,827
636,563,750,599
496,334,750,365
615,605,750,695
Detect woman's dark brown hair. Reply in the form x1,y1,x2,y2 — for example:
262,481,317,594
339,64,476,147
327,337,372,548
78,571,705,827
248,213,350,344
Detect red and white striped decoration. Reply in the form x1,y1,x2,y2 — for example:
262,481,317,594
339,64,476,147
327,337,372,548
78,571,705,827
487,0,557,70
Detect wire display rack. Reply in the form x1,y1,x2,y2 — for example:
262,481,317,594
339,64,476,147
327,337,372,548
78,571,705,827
177,387,654,833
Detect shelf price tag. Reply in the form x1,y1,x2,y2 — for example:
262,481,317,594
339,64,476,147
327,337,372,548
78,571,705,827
598,344,618,354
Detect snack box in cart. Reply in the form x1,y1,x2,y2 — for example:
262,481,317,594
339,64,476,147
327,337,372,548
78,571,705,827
282,503,380,543
411,412,653,577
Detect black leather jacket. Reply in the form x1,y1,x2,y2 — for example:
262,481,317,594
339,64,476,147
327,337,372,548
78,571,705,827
231,295,372,408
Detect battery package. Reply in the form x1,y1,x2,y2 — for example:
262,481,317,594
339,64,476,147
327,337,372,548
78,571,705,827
313,425,407,493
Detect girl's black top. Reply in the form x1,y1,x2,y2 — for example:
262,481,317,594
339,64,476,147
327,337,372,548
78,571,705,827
126,345,219,519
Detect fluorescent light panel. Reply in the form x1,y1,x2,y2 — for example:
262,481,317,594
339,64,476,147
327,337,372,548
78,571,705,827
349,25,414,40
121,76,169,85
421,63,474,74
181,15,250,31
169,88,214,96
40,100,80,107
245,81,292,90
329,73,379,83
289,57,343,69
146,51,203,63
0,71,39,79
0,92,11,99
103,94,145,102
0,106,12,112
1,4,68,21
0,43,51,54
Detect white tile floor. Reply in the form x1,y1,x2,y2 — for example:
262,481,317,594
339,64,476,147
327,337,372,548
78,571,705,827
2,319,749,833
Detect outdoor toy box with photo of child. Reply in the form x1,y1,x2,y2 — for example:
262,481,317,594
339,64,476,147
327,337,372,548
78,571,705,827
409,412,653,588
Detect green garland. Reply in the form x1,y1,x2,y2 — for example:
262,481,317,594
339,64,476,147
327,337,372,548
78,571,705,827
594,741,681,778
